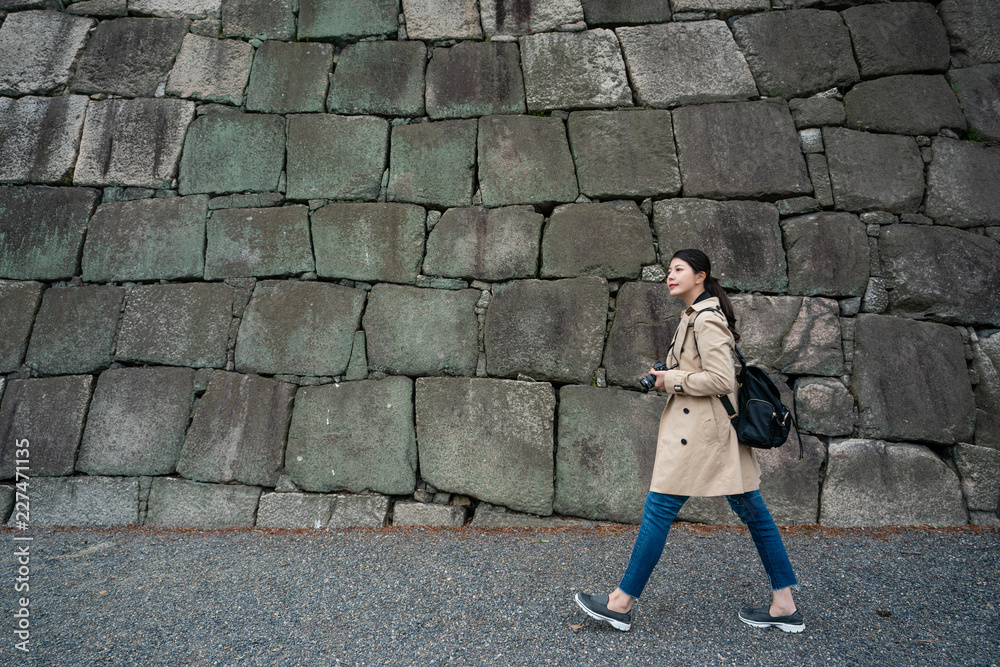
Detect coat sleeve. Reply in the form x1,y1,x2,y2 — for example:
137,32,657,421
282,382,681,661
661,313,736,396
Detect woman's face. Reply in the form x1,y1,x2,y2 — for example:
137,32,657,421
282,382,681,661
667,258,706,303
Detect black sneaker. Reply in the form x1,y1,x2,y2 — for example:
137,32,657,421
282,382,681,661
738,606,805,633
574,592,632,631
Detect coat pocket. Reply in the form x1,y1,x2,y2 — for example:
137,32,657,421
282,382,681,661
711,397,732,444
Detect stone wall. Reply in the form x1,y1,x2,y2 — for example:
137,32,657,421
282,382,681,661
1,0,999,529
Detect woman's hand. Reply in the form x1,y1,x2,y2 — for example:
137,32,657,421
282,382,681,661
648,368,670,392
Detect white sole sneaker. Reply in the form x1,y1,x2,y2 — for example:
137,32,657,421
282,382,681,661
575,593,632,631
738,608,805,633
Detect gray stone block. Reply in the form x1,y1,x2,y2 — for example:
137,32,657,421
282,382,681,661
580,0,669,26
0,485,11,524
363,284,479,377
65,0,127,17
757,433,825,525
602,281,682,389
654,199,787,293
178,112,285,195
145,477,261,528
425,42,526,119
416,377,556,516
823,127,924,214
478,115,578,208
0,10,94,96
387,120,476,208
0,95,88,185
286,377,415,494
298,0,398,40
554,385,664,524
286,114,388,201
852,314,975,444
955,444,1000,512
117,283,233,368
471,504,594,527
327,40,426,117
256,492,334,529
820,440,967,527
806,153,834,208
177,371,295,486
393,502,466,526
671,0,766,13
788,97,845,129
484,277,607,384
939,0,1000,67
0,186,99,280
345,331,369,381
0,375,92,479
675,496,739,526
422,206,543,281
844,75,966,136
842,3,950,78
482,0,584,36
949,64,1000,142
880,224,1000,327
520,29,632,112
567,109,680,199
222,0,295,40
70,17,188,97
78,367,194,476
245,40,332,114
731,9,858,98
312,203,425,284
793,377,854,436
82,195,207,282
235,280,365,377
25,285,123,375
129,0,222,18
782,212,869,298
205,205,313,279
672,101,811,200
616,21,757,108
541,201,655,279
0,281,44,373
731,295,842,376
327,494,390,528
402,0,481,39
16,476,139,527
166,33,254,105
924,138,1000,227
973,331,1000,450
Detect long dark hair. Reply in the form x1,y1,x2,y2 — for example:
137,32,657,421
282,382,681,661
670,249,740,343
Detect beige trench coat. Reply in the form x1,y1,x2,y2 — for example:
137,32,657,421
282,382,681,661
649,296,761,496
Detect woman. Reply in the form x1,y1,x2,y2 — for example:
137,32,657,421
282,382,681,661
574,249,804,633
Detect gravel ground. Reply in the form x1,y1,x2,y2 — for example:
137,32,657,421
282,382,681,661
1,523,997,667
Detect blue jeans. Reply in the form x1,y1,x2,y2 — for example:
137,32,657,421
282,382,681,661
618,490,798,599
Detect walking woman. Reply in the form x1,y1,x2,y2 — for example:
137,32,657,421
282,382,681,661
574,249,804,633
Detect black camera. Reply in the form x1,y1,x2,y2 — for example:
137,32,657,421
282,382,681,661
639,361,668,391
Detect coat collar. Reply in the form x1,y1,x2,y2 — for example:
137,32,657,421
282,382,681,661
684,294,721,316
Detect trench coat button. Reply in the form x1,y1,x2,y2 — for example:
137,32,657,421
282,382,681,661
683,408,689,414
681,438,687,445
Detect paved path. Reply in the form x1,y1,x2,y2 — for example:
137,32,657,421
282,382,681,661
2,524,997,666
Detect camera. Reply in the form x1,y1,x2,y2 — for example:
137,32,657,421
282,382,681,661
639,361,668,391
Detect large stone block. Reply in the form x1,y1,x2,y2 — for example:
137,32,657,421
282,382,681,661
842,3,950,78
363,284,479,377
256,492,335,529
478,115,578,208
129,0,222,18
788,97,845,129
416,377,556,515
0,281,44,373
0,186,98,280
285,114,388,201
425,42,526,119
70,17,188,97
973,331,1000,450
616,21,757,108
602,282,682,389
387,119,477,208
567,109,680,199
955,444,1000,512
205,205,313,279
731,9,858,98
554,385,664,523
820,440,967,527
145,477,261,528
298,0,398,40
0,95,88,185
178,112,285,195
327,40,426,117
402,0,481,39
939,0,1000,67
81,195,207,282
285,377,415,494
177,371,295,486
793,377,854,437
948,64,1000,142
393,502,466,527
879,225,1000,327
234,280,365,377
823,127,924,214
654,199,786,293
0,10,94,96
64,0,128,16
25,285,123,375
222,0,296,40
312,202,425,284
781,212,869,298
852,314,975,444
327,493,391,528
520,29,632,112
422,206,542,281
580,0,670,26
541,201,655,279
116,283,233,368
757,433,825,525
166,33,254,105
482,0,584,37
924,138,1000,227
732,295,843,376
77,367,194,476
672,101,811,200
0,375,92,479
484,277,607,384
843,75,966,136
245,40,332,114
17,476,138,527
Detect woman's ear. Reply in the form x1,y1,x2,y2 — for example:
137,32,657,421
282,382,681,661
696,271,707,285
